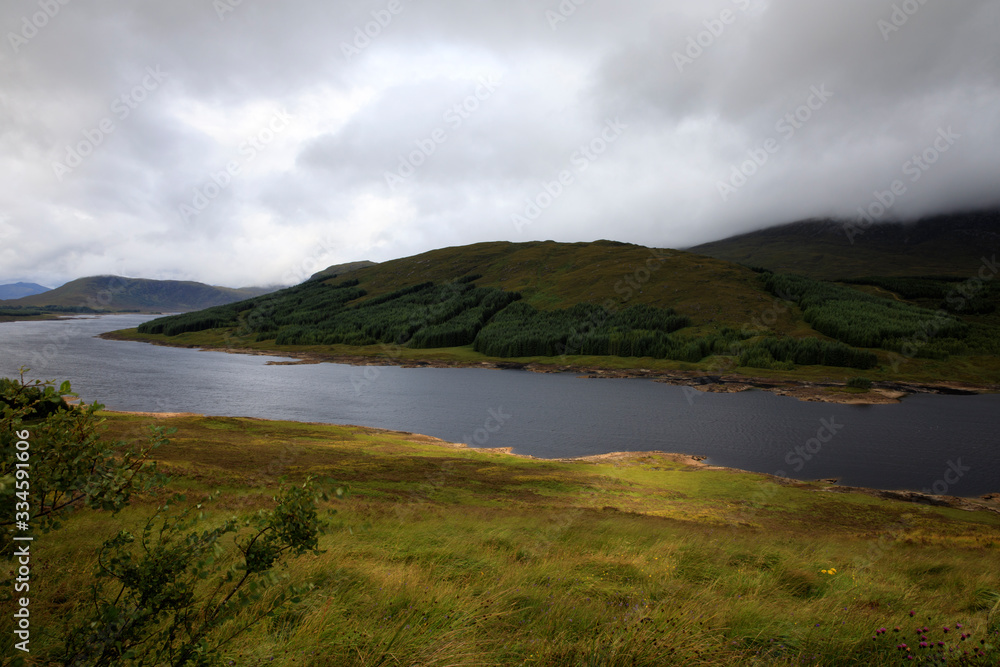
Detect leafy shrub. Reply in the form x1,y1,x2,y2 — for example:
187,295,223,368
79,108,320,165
847,377,873,389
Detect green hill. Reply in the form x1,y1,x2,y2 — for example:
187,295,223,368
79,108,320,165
308,260,378,281
3,275,276,313
113,240,1000,387
303,240,768,321
689,209,1000,280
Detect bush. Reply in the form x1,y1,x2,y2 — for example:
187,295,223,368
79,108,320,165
59,481,336,666
1,374,166,553
847,377,873,389
2,374,339,666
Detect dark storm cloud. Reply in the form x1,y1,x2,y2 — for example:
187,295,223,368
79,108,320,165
0,0,997,287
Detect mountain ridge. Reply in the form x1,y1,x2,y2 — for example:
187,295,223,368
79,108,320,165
0,282,51,300
3,276,276,312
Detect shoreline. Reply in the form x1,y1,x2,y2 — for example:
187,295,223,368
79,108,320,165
98,330,996,405
107,409,1000,514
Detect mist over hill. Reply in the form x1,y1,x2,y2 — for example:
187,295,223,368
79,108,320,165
688,208,1000,280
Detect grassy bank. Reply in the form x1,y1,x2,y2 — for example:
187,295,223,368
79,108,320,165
103,326,1000,392
7,413,999,665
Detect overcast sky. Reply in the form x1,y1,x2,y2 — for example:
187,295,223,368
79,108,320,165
1,0,998,288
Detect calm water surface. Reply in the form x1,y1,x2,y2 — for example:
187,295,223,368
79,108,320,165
1,314,997,495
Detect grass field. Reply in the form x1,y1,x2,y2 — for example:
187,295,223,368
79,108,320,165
7,413,999,665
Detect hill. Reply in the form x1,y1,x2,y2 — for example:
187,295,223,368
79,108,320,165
308,260,378,281
0,281,51,300
113,240,1000,387
132,239,785,335
688,208,1000,280
4,275,275,312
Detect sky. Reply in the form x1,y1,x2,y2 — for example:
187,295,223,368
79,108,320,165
1,0,998,289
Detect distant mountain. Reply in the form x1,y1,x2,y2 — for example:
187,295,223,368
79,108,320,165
309,261,378,281
0,282,51,300
3,276,276,312
689,209,1000,280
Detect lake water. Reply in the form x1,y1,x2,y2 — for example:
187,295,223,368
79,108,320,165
1,314,998,496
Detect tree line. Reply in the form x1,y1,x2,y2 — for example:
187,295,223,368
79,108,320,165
139,275,891,371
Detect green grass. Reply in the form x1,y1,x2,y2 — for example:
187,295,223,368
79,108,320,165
7,413,999,665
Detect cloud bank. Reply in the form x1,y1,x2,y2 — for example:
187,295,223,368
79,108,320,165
1,0,997,287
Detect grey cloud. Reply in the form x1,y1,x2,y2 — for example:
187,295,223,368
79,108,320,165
1,0,998,287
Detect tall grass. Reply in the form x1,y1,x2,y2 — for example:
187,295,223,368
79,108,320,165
10,414,998,665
